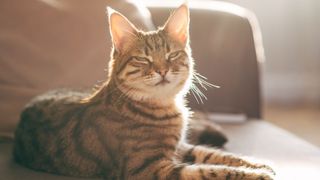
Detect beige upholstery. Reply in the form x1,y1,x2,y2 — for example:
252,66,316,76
1,121,320,179
222,121,320,180
0,0,153,136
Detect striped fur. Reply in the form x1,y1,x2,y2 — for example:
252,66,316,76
13,4,275,180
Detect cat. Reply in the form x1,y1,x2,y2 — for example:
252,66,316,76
13,4,275,180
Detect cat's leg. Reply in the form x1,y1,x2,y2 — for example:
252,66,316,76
124,155,274,180
177,143,275,175
187,118,228,147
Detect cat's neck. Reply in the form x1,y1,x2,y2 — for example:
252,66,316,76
89,80,179,109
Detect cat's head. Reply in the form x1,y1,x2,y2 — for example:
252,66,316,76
107,4,192,102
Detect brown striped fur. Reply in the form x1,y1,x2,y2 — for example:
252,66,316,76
13,4,275,180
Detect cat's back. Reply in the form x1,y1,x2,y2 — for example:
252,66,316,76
16,89,88,131
24,89,89,109
13,89,91,173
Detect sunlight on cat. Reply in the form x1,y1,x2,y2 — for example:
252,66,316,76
13,3,274,179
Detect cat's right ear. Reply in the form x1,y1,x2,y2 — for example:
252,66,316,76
107,7,138,51
164,3,190,45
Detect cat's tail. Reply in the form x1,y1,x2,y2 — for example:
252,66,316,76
187,117,228,147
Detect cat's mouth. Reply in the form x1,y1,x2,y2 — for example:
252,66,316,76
155,78,170,86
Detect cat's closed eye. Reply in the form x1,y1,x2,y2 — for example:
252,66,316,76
168,51,182,61
132,56,151,64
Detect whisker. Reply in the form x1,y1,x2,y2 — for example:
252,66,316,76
194,72,220,89
190,85,200,104
188,71,220,104
190,84,205,104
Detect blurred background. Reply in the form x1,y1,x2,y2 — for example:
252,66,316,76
221,0,320,146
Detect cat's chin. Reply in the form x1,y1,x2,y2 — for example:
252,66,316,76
117,78,186,103
154,78,170,86
155,81,170,86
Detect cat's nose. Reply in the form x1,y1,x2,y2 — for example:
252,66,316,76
156,69,168,77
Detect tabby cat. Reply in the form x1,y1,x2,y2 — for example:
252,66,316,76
13,4,275,180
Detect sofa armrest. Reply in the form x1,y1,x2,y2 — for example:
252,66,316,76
221,121,320,180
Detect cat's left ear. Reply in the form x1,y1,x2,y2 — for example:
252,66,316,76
164,3,190,45
107,7,138,51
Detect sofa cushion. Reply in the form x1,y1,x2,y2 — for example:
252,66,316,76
1,121,320,179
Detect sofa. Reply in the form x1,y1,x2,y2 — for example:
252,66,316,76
0,0,319,179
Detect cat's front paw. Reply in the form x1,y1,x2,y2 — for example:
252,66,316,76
255,172,275,180
255,164,276,175
207,168,274,180
239,170,274,180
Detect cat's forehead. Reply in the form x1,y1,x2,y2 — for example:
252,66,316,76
130,31,183,56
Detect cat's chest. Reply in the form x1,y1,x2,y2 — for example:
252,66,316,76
127,103,186,128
